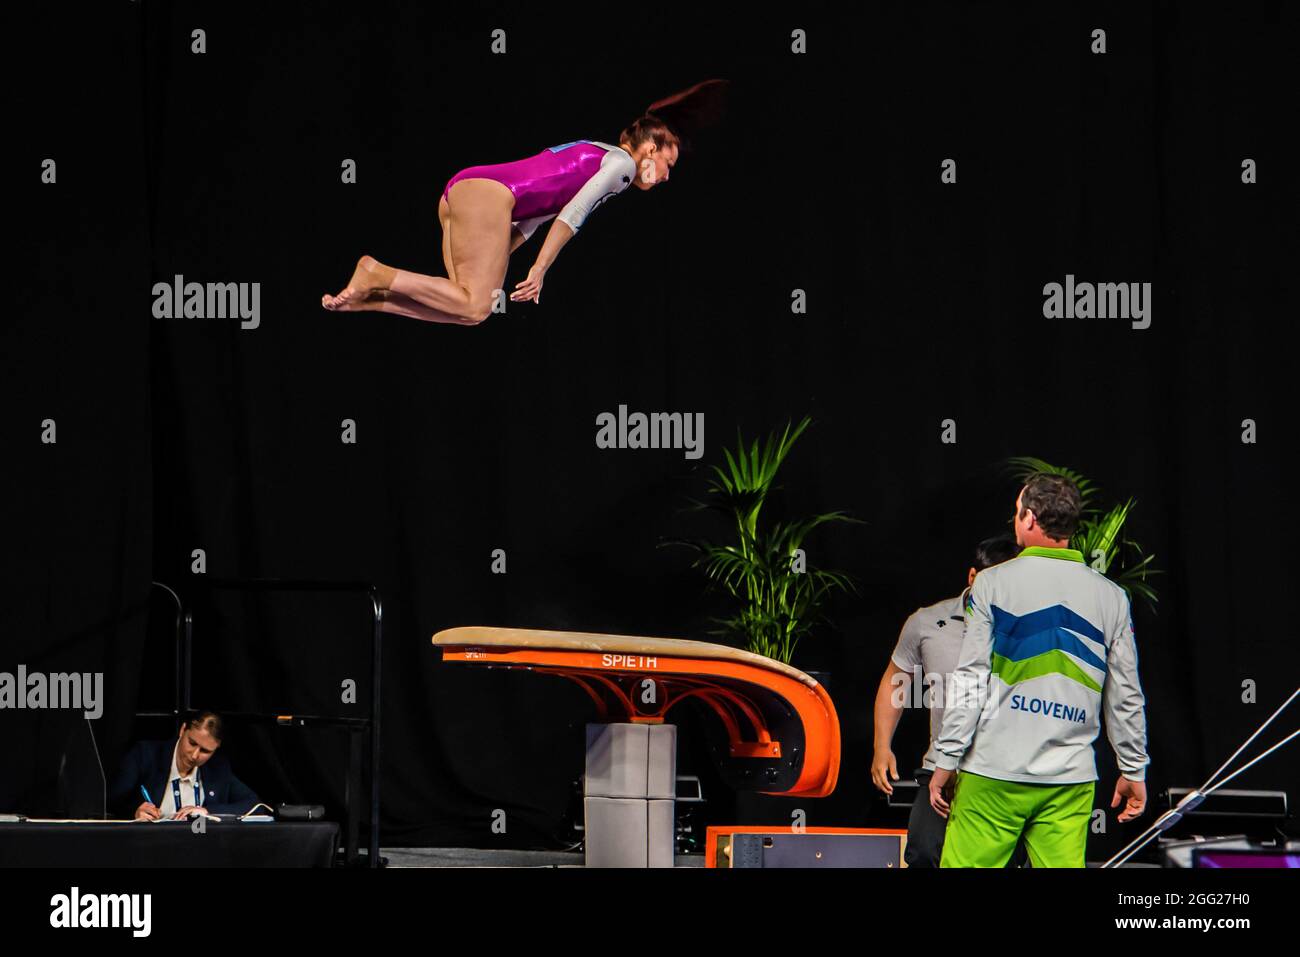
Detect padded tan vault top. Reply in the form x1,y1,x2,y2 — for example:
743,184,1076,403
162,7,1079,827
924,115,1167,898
432,626,819,688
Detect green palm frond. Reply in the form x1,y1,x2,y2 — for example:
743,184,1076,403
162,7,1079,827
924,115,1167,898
1108,545,1161,611
1075,499,1137,573
771,512,865,557
1074,500,1129,572
670,416,859,664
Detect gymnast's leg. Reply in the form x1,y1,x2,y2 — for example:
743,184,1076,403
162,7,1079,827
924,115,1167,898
321,256,476,325
355,288,471,324
359,218,527,323
321,194,469,324
321,180,513,325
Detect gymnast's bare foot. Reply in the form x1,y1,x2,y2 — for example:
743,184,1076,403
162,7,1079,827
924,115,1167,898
322,255,397,310
320,288,396,312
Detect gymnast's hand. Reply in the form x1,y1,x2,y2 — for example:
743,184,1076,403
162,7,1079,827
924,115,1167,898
929,767,956,819
1111,776,1147,822
511,264,545,304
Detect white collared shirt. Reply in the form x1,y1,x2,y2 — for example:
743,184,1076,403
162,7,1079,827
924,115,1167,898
157,741,204,819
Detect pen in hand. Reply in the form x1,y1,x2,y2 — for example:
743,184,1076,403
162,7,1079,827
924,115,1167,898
137,785,162,821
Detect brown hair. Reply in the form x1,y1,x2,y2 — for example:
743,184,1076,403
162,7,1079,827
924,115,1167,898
618,113,681,153
183,710,223,742
1018,473,1083,540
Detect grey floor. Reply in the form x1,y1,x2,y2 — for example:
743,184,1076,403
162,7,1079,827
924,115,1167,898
381,847,707,868
377,846,1172,867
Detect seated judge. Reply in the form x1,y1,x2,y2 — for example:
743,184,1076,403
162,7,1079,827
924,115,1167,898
109,710,261,820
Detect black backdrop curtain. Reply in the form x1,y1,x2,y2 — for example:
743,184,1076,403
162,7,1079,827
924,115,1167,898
3,6,153,817
6,2,1293,859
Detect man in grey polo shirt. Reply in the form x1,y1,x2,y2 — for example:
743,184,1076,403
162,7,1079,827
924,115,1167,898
871,536,1023,867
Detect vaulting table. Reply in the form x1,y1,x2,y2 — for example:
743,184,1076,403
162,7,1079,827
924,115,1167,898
432,626,842,865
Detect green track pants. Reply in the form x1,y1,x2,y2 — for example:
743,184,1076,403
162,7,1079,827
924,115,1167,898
940,770,1094,868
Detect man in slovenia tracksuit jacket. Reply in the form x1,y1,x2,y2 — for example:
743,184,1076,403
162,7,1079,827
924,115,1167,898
928,472,1150,867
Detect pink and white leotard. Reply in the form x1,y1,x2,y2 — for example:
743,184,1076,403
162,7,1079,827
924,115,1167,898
442,140,638,242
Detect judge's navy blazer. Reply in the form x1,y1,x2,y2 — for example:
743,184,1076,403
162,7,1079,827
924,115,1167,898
109,739,261,818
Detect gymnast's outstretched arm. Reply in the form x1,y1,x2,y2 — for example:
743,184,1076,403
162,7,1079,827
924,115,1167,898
510,219,575,304
509,149,632,304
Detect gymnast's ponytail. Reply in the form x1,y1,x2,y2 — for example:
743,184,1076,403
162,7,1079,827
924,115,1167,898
624,78,730,155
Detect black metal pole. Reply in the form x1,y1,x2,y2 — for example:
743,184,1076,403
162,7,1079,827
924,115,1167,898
345,730,361,865
368,586,383,868
149,581,184,717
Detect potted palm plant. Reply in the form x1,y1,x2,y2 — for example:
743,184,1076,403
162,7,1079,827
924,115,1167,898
661,416,861,668
1006,456,1160,611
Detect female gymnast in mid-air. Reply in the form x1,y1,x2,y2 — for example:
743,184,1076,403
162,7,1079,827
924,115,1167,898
320,80,727,326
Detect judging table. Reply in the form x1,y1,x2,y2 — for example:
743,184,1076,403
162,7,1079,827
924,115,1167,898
0,820,339,867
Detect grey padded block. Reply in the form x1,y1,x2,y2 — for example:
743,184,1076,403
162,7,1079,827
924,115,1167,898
585,723,678,799
647,799,675,868
584,797,648,867
584,723,647,798
646,724,677,800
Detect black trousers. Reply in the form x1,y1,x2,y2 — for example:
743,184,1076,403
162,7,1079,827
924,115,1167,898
905,769,1030,868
